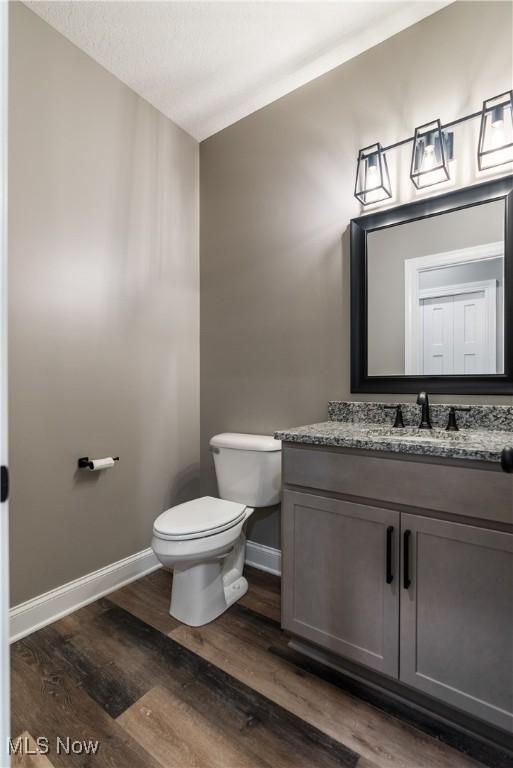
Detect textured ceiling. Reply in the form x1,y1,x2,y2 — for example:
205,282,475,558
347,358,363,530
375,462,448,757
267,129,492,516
25,1,450,141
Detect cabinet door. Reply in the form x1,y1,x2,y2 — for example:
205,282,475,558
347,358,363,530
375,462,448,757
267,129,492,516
400,514,513,732
282,490,400,677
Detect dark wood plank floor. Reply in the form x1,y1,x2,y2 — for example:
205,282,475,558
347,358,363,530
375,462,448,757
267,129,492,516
10,566,509,768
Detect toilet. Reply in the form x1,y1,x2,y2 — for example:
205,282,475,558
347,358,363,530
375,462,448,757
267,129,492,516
151,433,282,626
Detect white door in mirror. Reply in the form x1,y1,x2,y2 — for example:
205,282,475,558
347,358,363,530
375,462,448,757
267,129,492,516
422,288,494,375
422,294,453,375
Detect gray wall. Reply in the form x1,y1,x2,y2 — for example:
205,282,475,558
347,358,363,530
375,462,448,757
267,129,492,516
200,1,513,549
367,201,504,375
9,3,200,605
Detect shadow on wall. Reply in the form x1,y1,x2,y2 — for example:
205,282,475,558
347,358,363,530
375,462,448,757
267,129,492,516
166,463,201,510
246,505,281,549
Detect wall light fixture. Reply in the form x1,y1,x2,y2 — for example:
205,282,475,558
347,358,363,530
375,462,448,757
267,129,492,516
354,92,512,206
410,120,454,189
478,91,513,171
354,143,392,205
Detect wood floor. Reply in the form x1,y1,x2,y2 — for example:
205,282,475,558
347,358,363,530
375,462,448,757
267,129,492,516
10,567,510,768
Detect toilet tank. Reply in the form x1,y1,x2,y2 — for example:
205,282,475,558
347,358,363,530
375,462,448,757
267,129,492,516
210,433,282,507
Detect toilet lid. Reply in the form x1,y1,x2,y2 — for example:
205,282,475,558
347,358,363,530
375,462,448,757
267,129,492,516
153,496,247,540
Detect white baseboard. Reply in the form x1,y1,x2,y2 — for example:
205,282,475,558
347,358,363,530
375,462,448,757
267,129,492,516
10,548,160,643
10,541,279,643
245,540,281,576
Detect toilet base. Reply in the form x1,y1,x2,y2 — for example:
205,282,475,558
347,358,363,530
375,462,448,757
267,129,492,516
224,575,248,608
169,533,249,626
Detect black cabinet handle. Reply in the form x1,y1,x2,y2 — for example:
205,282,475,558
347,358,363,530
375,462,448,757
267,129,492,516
386,526,394,584
501,447,513,473
403,530,411,589
1,466,8,503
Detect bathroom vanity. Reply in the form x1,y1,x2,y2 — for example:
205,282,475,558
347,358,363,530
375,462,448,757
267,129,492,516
275,402,513,746
273,175,513,749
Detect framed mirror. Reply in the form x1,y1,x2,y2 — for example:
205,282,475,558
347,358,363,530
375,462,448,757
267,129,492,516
350,176,513,394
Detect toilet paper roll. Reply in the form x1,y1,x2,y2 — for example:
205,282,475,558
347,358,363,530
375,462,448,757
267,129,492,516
88,457,115,471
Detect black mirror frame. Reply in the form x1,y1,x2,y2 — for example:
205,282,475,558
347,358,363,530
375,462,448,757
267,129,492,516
350,175,513,394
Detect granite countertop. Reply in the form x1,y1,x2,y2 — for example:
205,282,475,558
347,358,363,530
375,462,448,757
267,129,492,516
275,402,513,463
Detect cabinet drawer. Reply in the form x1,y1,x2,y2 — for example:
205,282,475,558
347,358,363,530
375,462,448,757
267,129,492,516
283,444,513,524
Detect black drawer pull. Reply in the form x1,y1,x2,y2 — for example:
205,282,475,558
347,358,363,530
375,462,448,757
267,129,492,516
403,530,411,589
386,526,394,584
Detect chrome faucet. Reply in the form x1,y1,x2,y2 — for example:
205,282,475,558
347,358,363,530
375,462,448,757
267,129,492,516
416,391,432,430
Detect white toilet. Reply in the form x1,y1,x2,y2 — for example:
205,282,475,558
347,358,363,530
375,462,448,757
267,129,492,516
151,433,282,626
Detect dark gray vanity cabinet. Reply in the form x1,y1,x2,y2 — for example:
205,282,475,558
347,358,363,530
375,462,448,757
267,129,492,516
281,443,513,734
281,490,400,676
400,514,513,733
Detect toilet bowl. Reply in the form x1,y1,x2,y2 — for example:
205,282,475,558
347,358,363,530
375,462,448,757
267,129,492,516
151,433,281,627
152,496,253,626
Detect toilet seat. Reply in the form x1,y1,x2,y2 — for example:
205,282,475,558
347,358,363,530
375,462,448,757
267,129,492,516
153,496,247,541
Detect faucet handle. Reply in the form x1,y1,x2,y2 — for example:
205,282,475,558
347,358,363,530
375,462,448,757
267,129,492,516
384,404,405,429
416,391,428,406
445,406,471,432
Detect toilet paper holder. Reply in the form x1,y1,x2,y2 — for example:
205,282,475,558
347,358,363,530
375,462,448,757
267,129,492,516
78,456,120,470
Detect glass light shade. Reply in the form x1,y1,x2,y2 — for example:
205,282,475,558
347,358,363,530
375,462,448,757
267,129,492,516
354,143,391,205
410,120,452,189
478,91,513,170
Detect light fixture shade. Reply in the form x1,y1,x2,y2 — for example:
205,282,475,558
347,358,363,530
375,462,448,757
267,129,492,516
410,119,452,189
354,143,392,205
478,91,513,170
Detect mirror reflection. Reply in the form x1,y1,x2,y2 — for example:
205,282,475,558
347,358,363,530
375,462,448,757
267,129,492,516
367,200,505,377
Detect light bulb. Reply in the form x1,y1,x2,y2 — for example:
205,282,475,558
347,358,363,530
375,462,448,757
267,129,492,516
422,143,436,171
490,118,505,149
366,161,379,188
491,105,504,129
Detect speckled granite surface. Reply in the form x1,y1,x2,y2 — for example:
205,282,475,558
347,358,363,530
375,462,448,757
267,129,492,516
275,401,513,463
